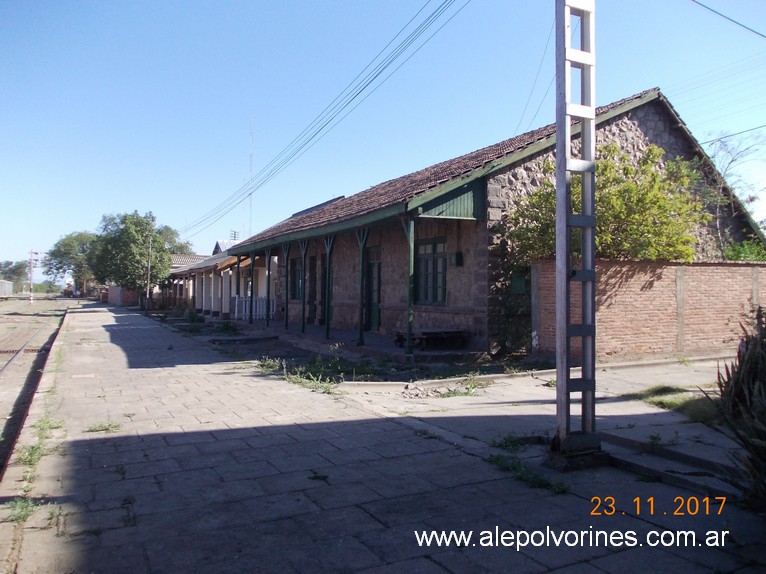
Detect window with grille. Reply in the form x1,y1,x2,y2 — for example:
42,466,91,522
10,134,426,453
416,239,446,305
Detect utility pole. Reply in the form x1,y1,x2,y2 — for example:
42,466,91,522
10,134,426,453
145,235,152,315
28,250,39,304
551,0,603,466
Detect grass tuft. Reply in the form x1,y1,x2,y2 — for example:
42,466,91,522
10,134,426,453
85,422,121,433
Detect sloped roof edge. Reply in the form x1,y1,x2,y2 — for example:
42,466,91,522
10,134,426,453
231,88,668,255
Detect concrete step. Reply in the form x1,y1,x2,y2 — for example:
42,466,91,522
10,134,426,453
605,443,744,500
600,423,743,478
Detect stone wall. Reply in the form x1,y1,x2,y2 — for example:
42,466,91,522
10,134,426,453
532,259,766,360
485,100,749,260
484,99,755,354
274,217,489,349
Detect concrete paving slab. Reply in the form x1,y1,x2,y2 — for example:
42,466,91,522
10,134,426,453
1,304,763,573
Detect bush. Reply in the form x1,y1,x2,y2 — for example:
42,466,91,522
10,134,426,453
715,309,766,511
187,308,204,323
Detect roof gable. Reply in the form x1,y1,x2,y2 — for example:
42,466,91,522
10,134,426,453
231,88,669,254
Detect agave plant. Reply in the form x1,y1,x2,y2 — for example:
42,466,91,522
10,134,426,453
715,309,766,512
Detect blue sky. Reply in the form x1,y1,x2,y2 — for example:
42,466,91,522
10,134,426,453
1,0,765,269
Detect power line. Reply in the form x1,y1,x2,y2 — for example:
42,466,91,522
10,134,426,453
690,0,766,40
525,18,580,132
514,18,554,136
268,0,475,179
181,0,467,239
701,124,766,145
181,0,447,236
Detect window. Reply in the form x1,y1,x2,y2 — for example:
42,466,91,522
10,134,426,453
289,258,303,300
416,239,446,305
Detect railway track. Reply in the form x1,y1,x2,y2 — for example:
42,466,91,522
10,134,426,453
0,296,79,478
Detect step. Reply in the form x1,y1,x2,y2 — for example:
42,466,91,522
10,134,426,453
600,423,743,478
605,443,743,500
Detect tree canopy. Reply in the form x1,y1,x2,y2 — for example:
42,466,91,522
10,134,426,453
157,225,194,255
0,261,28,292
496,143,711,265
43,231,98,292
89,212,172,297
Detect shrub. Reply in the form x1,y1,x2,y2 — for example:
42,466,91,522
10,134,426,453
714,309,766,511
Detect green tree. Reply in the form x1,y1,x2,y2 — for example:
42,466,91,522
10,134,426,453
90,212,172,308
489,143,711,357
0,261,29,292
33,280,59,294
157,225,194,255
724,238,766,262
498,143,710,264
43,231,98,294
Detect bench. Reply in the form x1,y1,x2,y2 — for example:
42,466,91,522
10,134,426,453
394,329,469,351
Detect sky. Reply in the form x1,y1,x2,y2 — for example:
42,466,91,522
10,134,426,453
1,0,765,274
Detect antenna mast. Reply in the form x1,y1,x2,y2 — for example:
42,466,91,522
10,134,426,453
248,117,253,238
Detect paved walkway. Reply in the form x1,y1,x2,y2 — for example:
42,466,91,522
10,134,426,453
1,305,764,573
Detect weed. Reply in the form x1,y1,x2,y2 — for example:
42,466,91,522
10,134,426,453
308,470,329,482
86,422,121,433
623,385,686,401
187,309,204,323
285,368,338,394
48,504,66,537
6,497,43,523
415,430,440,440
439,384,477,398
679,356,691,366
648,433,662,445
255,356,282,372
485,454,569,494
649,395,719,426
123,412,136,421
121,496,136,526
32,416,63,441
623,383,720,427
116,464,127,480
15,443,45,467
217,321,239,335
490,432,526,453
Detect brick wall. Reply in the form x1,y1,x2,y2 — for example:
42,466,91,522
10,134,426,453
532,260,766,361
276,218,488,349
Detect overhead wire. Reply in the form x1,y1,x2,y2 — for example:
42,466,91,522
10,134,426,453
184,1,766,240
181,0,450,235
689,0,766,40
701,124,766,145
181,0,466,239
513,18,554,136
266,0,474,181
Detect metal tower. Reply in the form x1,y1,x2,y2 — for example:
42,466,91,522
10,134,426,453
554,0,600,454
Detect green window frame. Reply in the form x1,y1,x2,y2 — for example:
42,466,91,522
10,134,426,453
289,257,303,300
415,239,446,305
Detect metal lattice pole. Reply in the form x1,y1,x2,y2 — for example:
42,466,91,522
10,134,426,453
554,0,599,454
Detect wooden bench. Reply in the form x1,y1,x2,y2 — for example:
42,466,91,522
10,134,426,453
394,329,469,351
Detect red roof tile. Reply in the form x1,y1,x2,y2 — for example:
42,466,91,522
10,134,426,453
235,88,660,251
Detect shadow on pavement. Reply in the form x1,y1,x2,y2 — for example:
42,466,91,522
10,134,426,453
12,413,766,574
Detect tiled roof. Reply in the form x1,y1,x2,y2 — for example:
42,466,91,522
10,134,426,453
234,88,661,252
173,251,235,274
171,254,208,268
